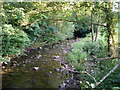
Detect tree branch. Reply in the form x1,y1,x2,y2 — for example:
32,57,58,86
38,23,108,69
92,23,107,27
86,72,97,83
87,56,120,61
47,19,107,27
95,62,120,87
68,70,97,83
47,19,78,23
68,62,120,88
24,18,107,28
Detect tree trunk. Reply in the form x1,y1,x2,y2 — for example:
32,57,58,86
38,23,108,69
92,23,94,42
91,12,94,42
105,2,115,56
95,15,100,41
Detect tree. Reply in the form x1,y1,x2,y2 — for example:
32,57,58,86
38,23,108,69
102,2,117,56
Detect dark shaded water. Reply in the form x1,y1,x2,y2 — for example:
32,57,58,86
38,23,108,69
2,41,73,88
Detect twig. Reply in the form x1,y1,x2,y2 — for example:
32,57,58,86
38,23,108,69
85,72,97,83
69,70,97,83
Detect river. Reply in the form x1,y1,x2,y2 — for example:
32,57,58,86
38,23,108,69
2,40,75,88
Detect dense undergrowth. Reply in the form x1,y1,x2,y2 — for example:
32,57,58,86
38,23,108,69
68,37,120,88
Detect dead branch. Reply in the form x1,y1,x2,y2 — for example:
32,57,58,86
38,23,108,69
92,23,107,27
68,62,120,88
87,56,120,61
86,72,97,83
95,62,120,87
68,69,97,83
47,19,78,23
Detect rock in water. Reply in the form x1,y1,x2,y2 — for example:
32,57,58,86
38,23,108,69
33,67,39,70
36,55,42,59
49,71,52,74
39,47,42,49
54,56,60,59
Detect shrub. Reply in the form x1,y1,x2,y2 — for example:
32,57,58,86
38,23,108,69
2,24,30,57
24,21,59,44
68,38,108,71
5,7,25,26
57,22,74,40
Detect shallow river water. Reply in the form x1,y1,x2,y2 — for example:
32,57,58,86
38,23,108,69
2,41,73,88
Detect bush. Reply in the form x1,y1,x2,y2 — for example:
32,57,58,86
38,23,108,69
24,21,59,44
5,7,25,26
2,24,30,57
57,22,74,40
68,38,108,71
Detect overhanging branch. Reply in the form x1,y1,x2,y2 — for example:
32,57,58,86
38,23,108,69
24,18,107,27
87,56,120,61
47,19,107,27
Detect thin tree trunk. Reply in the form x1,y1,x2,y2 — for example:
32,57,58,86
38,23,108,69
95,15,100,41
91,13,94,42
92,24,94,42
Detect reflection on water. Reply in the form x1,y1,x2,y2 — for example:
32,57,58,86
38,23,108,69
2,41,71,88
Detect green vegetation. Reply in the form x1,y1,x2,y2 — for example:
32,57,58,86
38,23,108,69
24,20,74,44
68,37,119,88
1,24,30,61
0,1,119,89
1,2,75,62
68,38,108,70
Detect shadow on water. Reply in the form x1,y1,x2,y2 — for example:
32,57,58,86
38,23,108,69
2,41,73,88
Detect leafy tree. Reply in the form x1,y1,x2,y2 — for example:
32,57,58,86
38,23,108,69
2,24,30,57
